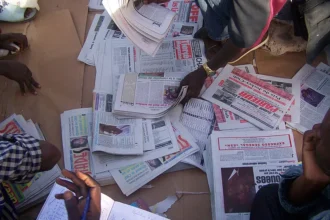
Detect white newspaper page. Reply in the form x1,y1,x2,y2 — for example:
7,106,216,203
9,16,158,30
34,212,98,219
103,0,161,56
142,119,156,151
317,62,330,75
123,0,176,37
166,22,198,39
165,0,203,28
78,14,105,65
113,73,188,118
210,129,298,220
179,98,215,171
256,74,300,123
93,91,144,155
111,122,199,196
202,65,295,130
89,0,104,10
287,64,330,133
93,117,180,172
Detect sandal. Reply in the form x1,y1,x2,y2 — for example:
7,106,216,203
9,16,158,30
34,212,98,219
0,2,37,23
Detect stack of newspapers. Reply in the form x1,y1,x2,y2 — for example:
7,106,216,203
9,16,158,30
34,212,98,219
0,114,61,212
103,0,177,56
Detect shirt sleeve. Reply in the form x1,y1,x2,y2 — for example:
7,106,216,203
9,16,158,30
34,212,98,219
228,0,271,48
278,165,330,215
0,133,42,184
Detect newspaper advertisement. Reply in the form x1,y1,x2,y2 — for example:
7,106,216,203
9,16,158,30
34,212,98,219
256,74,300,123
89,0,104,10
93,117,180,172
287,63,330,133
165,0,203,28
110,122,199,196
61,108,116,185
113,72,188,118
209,129,298,219
202,65,295,130
93,91,144,155
78,14,106,65
179,98,215,171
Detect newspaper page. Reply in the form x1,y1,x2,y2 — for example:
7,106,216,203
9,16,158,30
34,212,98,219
165,0,203,28
202,65,295,130
210,129,298,220
61,108,116,186
78,14,106,65
110,122,199,196
202,65,258,130
89,0,104,10
256,74,300,123
179,98,215,171
93,117,180,172
93,91,144,155
287,63,330,133
103,0,161,56
317,62,330,75
113,73,188,118
122,0,176,38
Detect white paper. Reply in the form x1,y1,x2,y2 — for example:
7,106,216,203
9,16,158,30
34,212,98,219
149,195,178,214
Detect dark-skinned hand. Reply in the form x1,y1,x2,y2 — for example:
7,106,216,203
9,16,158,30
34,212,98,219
178,67,207,105
0,33,28,52
0,60,40,95
55,169,101,220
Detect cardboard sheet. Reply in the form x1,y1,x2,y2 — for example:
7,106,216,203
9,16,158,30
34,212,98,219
0,9,84,168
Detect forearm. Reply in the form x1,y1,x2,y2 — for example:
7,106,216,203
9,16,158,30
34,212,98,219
288,175,328,205
207,39,244,70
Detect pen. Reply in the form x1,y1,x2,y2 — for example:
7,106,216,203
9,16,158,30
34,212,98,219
81,189,91,220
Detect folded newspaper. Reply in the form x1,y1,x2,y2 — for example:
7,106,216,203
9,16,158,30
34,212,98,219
205,129,298,219
287,63,330,133
37,183,168,220
0,114,61,212
61,108,115,186
202,64,295,130
103,0,176,56
113,73,188,118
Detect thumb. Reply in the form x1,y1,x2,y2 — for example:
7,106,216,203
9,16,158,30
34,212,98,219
63,191,81,220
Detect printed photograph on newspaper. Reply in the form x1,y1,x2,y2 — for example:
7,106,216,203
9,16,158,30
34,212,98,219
202,65,295,130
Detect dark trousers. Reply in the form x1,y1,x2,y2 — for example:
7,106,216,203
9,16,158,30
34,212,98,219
250,184,304,220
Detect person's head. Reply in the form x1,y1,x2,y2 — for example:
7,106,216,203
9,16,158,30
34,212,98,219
314,108,330,175
70,137,88,149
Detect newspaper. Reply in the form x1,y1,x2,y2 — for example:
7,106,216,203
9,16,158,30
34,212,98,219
179,98,215,171
0,114,61,212
202,65,295,130
165,0,203,28
316,62,330,75
113,73,188,118
93,117,180,172
93,91,144,155
89,0,104,10
208,129,298,219
110,122,199,196
61,108,116,186
287,63,330,133
78,14,106,65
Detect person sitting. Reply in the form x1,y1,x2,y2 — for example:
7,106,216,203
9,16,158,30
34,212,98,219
250,108,330,220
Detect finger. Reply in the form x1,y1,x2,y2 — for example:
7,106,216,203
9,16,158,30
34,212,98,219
63,191,81,220
56,178,81,198
18,82,25,95
0,43,18,52
62,169,89,198
76,171,100,188
30,77,41,88
24,80,37,95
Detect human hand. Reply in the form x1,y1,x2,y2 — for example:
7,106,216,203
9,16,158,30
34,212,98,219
179,67,207,105
143,0,170,4
302,124,330,186
55,170,101,220
0,60,40,95
0,33,28,52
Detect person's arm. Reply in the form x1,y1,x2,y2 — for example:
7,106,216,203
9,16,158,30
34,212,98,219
0,133,61,184
0,60,41,95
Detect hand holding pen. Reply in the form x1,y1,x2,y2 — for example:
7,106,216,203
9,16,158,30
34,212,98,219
55,169,101,220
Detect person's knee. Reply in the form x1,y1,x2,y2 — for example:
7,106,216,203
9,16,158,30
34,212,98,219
254,184,279,204
39,140,61,171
